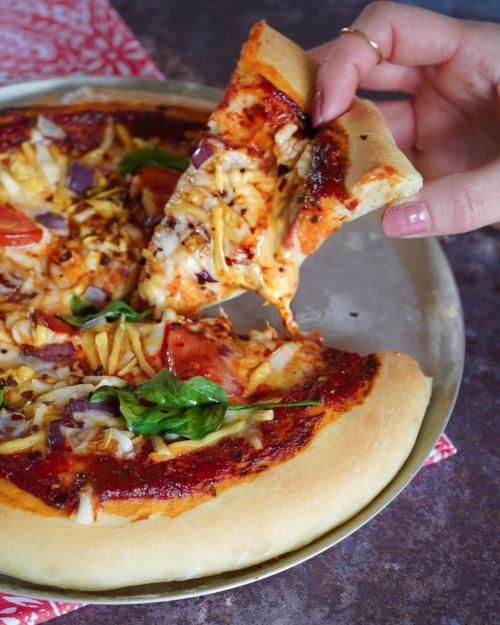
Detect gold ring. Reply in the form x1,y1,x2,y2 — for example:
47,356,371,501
338,27,384,65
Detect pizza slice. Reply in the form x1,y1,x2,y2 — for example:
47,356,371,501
0,100,206,315
0,306,430,590
139,22,422,332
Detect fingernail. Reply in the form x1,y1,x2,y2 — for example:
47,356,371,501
382,202,431,237
312,89,323,127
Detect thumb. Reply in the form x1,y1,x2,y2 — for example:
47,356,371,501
382,160,500,237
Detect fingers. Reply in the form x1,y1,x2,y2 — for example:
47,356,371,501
313,2,463,125
357,63,423,94
382,158,500,237
376,100,416,150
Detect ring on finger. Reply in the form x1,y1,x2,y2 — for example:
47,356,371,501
338,27,384,65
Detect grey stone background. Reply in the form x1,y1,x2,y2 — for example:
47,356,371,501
54,1,500,623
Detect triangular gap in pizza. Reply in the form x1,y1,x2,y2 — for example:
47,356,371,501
138,22,422,333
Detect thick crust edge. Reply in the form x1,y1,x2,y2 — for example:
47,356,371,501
335,97,423,217
0,351,431,591
240,21,318,113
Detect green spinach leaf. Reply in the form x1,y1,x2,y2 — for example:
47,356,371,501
91,368,321,441
119,148,190,177
61,296,150,328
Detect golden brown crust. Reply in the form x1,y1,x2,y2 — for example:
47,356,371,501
338,97,422,203
239,21,318,113
287,97,423,256
0,352,431,591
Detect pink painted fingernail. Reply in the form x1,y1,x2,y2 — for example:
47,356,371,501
382,202,431,237
312,89,324,127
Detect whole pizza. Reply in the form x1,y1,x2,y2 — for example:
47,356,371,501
0,23,431,591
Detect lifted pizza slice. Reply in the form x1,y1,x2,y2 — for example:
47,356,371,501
139,22,422,332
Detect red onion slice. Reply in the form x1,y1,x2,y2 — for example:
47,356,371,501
196,270,218,285
190,138,214,169
62,399,119,419
48,419,66,451
83,286,109,310
68,162,94,193
23,342,77,362
35,212,67,230
143,213,164,236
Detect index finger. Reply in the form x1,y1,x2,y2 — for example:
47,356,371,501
314,2,463,125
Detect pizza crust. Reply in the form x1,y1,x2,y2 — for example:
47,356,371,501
240,21,318,113
0,351,431,591
335,97,423,216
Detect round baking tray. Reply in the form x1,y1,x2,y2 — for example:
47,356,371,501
0,76,464,603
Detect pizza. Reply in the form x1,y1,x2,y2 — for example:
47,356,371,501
0,308,431,590
0,24,432,593
138,22,422,332
0,94,207,315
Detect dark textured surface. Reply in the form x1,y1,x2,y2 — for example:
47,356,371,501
53,1,500,623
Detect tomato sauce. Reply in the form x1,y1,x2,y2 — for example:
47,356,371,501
305,130,348,204
0,350,379,513
0,107,206,155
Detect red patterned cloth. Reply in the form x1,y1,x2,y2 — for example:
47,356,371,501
0,0,456,620
0,594,82,623
0,0,163,83
423,431,457,466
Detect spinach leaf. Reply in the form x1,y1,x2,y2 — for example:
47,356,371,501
91,368,321,441
119,148,190,177
61,296,150,328
91,370,229,439
0,387,3,409
228,400,322,411
138,369,229,409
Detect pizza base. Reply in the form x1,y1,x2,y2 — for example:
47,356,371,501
0,351,431,591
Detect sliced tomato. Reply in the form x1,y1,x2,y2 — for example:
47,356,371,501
33,310,75,335
137,167,181,211
0,204,43,247
165,324,244,399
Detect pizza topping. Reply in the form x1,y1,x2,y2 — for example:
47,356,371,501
0,203,44,248
67,162,94,194
0,407,29,440
119,147,190,177
61,296,150,328
22,341,77,362
34,212,67,230
82,285,109,310
91,368,229,440
191,138,214,169
36,115,66,141
91,366,320,441
73,486,96,525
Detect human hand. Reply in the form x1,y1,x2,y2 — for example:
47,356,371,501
310,2,500,237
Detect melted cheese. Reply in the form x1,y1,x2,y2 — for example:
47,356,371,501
140,126,311,332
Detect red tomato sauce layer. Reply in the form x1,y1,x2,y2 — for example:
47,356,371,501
0,350,379,513
305,130,348,204
0,107,206,155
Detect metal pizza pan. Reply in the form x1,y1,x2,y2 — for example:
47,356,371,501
0,76,464,604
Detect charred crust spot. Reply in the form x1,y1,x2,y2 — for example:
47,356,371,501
277,164,290,177
360,134,368,140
